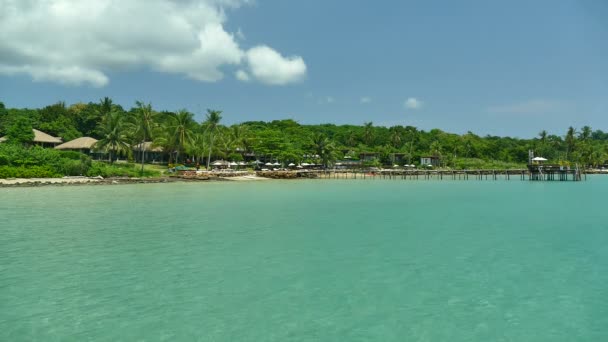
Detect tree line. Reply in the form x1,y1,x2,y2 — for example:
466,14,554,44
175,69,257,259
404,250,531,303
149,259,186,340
1,98,607,169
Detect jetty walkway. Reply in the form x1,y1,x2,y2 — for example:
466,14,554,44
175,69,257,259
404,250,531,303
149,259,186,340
299,167,585,181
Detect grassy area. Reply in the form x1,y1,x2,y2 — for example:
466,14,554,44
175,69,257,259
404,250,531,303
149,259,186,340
450,158,525,170
87,162,163,178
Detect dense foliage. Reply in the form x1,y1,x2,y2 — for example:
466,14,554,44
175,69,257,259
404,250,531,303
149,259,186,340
1,99,607,170
0,144,160,178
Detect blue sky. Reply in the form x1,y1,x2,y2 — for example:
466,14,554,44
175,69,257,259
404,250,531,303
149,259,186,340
1,0,607,137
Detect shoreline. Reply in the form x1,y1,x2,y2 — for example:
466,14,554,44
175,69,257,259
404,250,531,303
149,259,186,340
0,174,273,188
2,169,605,188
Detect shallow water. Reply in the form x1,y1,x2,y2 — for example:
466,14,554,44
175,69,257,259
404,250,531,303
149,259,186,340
1,177,608,341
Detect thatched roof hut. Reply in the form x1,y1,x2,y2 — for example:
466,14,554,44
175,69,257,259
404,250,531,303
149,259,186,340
0,129,62,146
132,141,163,152
55,137,98,150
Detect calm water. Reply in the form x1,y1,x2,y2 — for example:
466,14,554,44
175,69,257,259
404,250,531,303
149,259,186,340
1,177,608,341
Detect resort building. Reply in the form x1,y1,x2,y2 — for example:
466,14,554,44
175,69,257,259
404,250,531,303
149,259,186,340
0,129,62,148
420,156,440,167
132,142,164,163
359,152,379,162
55,137,99,154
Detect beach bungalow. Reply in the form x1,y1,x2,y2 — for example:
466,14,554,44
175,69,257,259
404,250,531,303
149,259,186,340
132,142,164,163
0,129,62,148
359,152,379,162
420,155,440,167
55,137,98,154
390,153,409,164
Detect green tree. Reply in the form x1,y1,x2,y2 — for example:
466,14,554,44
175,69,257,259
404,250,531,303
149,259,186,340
565,126,577,161
5,115,34,145
132,101,157,174
95,111,131,164
204,109,223,170
363,122,374,146
169,110,196,163
311,133,337,168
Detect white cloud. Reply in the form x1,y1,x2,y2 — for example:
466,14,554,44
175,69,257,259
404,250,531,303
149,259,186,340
404,97,423,109
0,0,306,87
487,99,562,115
360,96,372,104
235,69,250,81
244,45,307,85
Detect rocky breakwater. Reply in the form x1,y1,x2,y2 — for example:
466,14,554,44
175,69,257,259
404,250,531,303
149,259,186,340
256,170,318,179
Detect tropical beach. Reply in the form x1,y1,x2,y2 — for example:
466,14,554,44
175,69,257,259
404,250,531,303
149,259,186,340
2,1,608,341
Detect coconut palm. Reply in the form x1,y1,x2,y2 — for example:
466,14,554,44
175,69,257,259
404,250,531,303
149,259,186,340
565,126,577,161
204,109,223,170
311,133,337,168
363,121,374,145
95,111,131,164
390,129,402,148
169,110,196,163
230,124,252,157
187,133,207,165
132,101,156,174
579,126,592,142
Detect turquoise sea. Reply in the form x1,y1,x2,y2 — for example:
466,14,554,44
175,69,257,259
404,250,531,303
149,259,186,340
1,177,608,341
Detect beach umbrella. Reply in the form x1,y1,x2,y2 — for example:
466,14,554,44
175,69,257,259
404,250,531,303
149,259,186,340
301,162,310,166
288,163,295,166
532,157,548,161
238,161,246,166
273,162,281,166
252,160,262,164
265,162,273,166
296,165,303,168
212,161,224,166
229,162,238,167
393,164,399,167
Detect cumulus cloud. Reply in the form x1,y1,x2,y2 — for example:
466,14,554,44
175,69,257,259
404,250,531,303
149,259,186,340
244,45,307,85
235,69,250,81
404,97,423,109
0,0,306,87
360,96,372,104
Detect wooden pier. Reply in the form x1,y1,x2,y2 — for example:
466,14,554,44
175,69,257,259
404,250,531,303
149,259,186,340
296,167,585,181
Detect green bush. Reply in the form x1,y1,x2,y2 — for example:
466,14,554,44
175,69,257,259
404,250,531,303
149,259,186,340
86,162,161,178
0,144,92,178
0,165,60,178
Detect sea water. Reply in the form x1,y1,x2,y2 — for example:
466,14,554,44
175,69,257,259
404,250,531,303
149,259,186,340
1,177,608,341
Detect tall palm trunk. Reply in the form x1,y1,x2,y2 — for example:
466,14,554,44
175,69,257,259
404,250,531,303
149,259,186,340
140,139,146,175
206,134,214,170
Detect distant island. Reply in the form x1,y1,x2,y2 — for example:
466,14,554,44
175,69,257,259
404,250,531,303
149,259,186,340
1,98,607,179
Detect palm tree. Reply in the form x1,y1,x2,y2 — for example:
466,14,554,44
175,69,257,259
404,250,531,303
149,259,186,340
231,124,251,158
363,122,374,145
538,130,548,157
188,133,207,165
95,111,131,164
311,133,337,168
204,109,223,170
132,101,156,174
170,110,196,163
390,129,402,148
565,126,577,161
579,126,592,142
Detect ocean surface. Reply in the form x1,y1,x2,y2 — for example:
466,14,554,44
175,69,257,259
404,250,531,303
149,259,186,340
1,177,608,341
